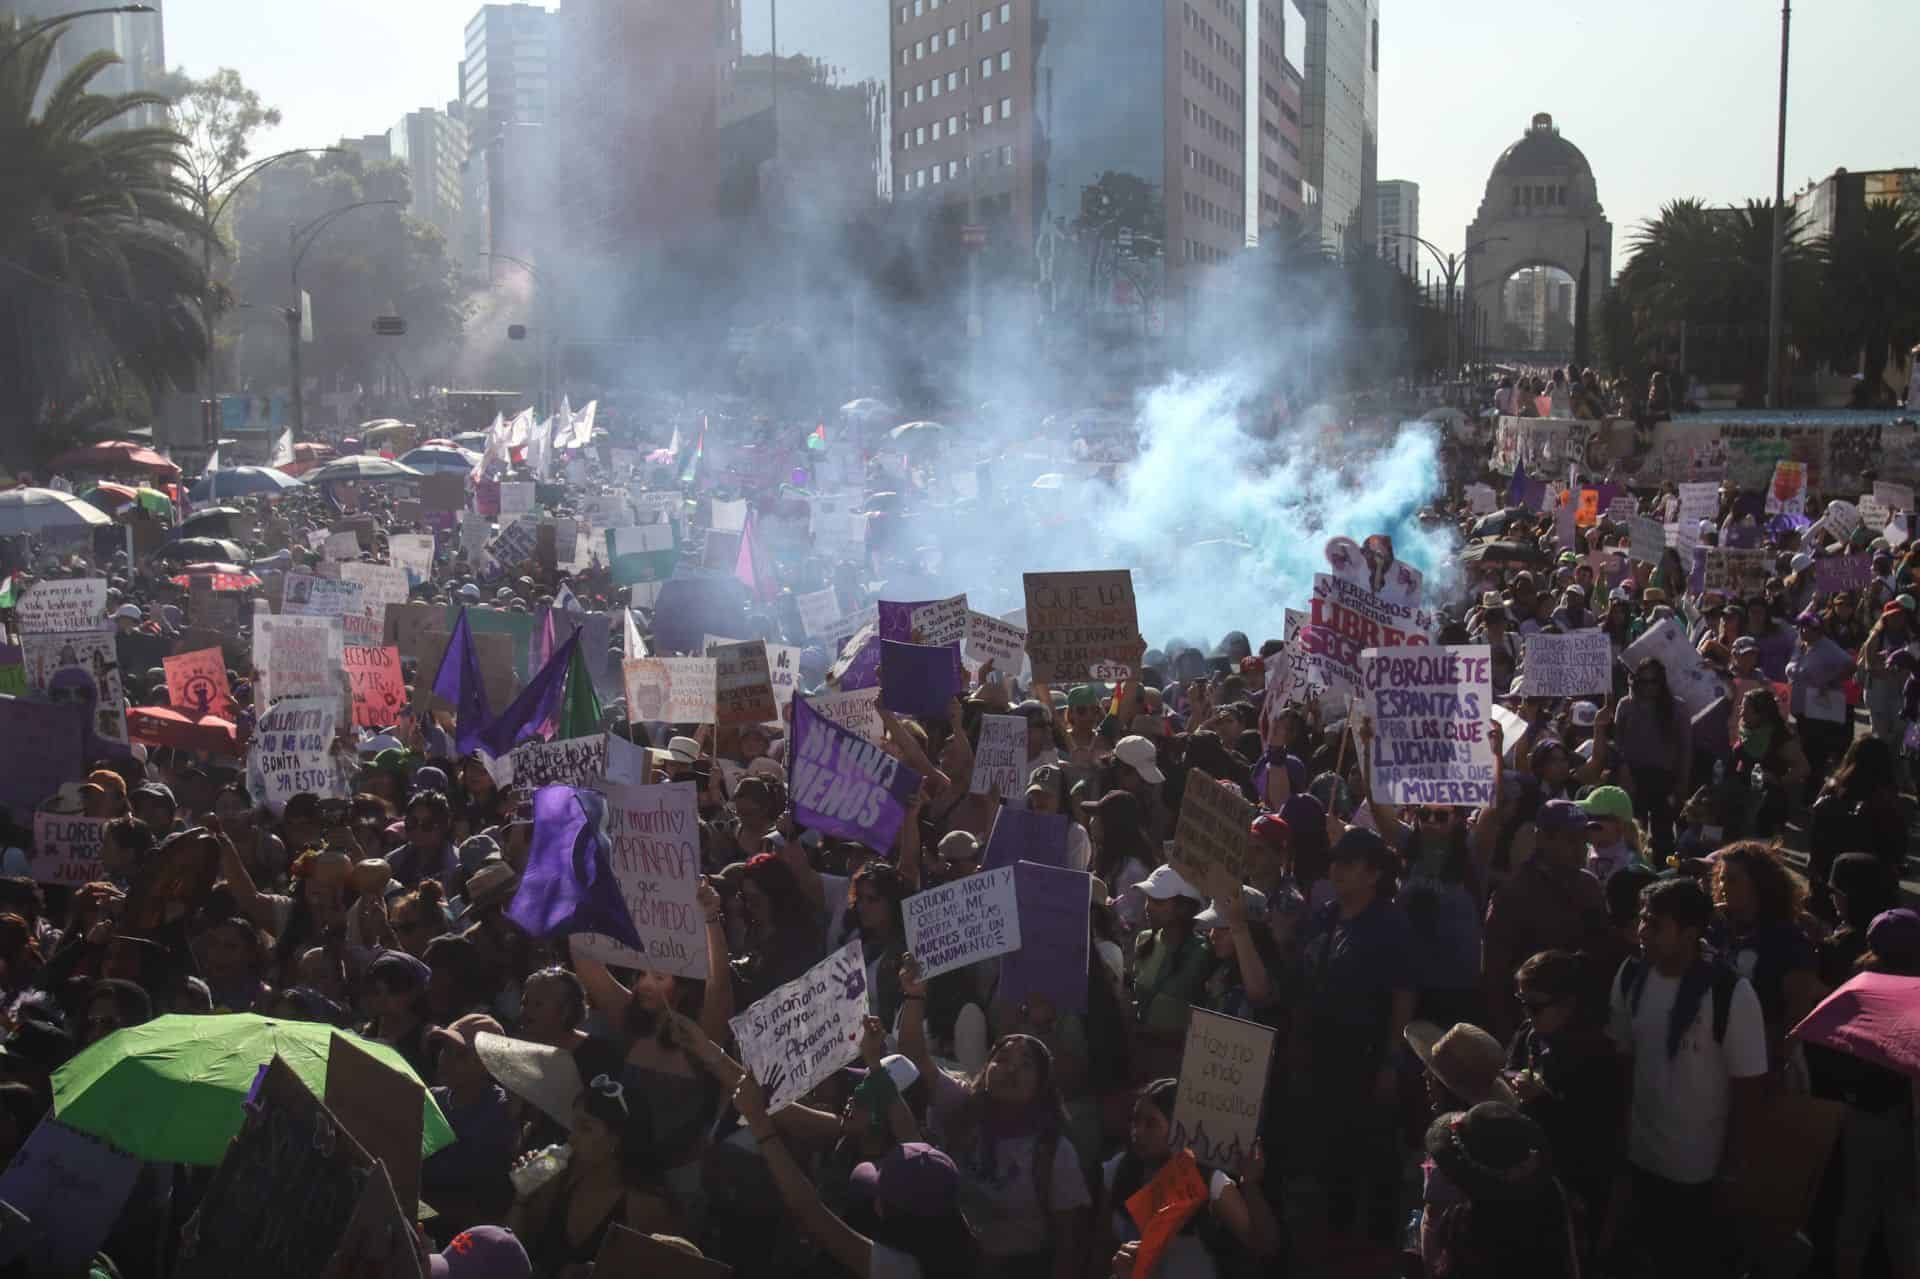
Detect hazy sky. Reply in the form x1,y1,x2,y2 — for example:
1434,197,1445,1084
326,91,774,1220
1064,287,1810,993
166,0,1915,269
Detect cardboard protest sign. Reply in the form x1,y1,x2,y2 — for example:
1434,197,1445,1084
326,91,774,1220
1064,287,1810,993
710,497,748,532
909,594,969,648
903,866,1022,979
390,533,434,585
247,696,347,814
622,657,718,724
1021,570,1140,684
499,481,535,519
176,1057,376,1279
509,734,609,789
1362,645,1496,808
765,643,803,716
16,577,106,633
20,628,127,746
339,563,408,640
1815,553,1871,593
1824,499,1862,541
1623,618,1722,718
571,781,707,976
971,713,1028,799
728,938,867,1111
880,639,960,719
1515,631,1612,698
710,640,778,726
1172,768,1257,884
254,612,346,710
965,611,1029,668
1169,1007,1276,1168
319,1158,423,1279
0,1119,140,1273
999,861,1092,1013
796,587,841,638
163,646,234,720
806,685,882,742
1675,481,1719,551
1768,460,1808,515
1310,572,1436,649
29,813,107,888
282,572,364,622
0,701,86,823
323,530,361,562
1628,515,1667,566
415,628,517,718
1465,483,1497,514
790,696,922,850
596,1226,733,1279
323,1033,424,1222
1873,480,1914,513
343,645,406,728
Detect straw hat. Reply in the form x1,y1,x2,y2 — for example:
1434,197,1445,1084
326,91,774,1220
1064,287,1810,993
1404,1021,1518,1106
472,1031,583,1127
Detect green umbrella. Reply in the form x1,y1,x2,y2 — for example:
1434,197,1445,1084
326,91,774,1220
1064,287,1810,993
51,1013,456,1166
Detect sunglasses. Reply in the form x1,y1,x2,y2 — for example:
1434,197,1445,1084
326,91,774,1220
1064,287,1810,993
589,1073,629,1115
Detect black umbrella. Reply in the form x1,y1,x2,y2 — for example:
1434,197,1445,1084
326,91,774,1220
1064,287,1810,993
152,536,249,564
177,507,249,537
1459,539,1547,567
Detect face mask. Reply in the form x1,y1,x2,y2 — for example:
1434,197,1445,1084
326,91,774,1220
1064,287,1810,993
1739,723,1774,757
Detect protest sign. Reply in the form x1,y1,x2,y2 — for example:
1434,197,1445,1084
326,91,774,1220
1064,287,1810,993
604,732,649,786
796,588,841,638
999,861,1092,1013
1628,516,1667,566
509,734,609,789
606,524,677,589
710,640,778,725
880,639,960,719
254,612,345,709
765,643,802,716
1825,499,1862,541
728,938,867,1111
323,1033,424,1223
1675,481,1720,551
320,1159,422,1279
1362,645,1496,808
1702,547,1773,597
1858,495,1891,532
487,518,540,570
459,510,490,560
164,646,233,719
1874,480,1914,512
499,481,535,519
981,806,1071,871
622,657,717,724
1768,460,1808,514
790,696,921,850
1623,618,1722,717
1022,570,1141,684
420,472,466,511
596,1226,733,1279
0,701,86,822
710,497,748,532
0,1119,140,1273
972,713,1028,799
20,628,127,746
29,813,106,887
1816,553,1872,593
248,696,346,814
323,530,360,561
903,866,1021,979
282,574,366,647
340,562,408,631
390,533,434,584
1465,483,1496,514
1515,631,1612,697
965,611,1029,668
806,685,882,742
820,604,881,653
1310,573,1436,649
1169,1007,1277,1168
568,780,707,976
416,628,517,716
16,577,106,633
343,645,406,728
1124,1152,1211,1279
1172,768,1258,884
909,594,969,648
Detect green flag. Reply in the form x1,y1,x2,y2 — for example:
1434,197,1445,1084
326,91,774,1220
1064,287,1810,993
556,636,602,740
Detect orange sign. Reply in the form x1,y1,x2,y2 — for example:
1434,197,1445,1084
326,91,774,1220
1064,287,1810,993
1125,1149,1209,1279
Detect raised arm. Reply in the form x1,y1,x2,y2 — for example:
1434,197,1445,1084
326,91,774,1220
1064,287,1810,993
894,954,936,1083
734,1072,880,1279
697,878,735,1040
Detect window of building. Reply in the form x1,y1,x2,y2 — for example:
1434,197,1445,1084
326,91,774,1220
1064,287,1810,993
899,5,909,22
981,9,994,31
947,71,958,89
948,113,960,132
918,169,927,188
914,40,923,58
931,78,941,96
1000,143,1013,164
916,126,926,144
932,121,942,139
982,102,994,123
900,48,910,66
1000,50,1011,70
902,90,911,110
932,165,942,184
1000,95,1012,118
947,25,957,42
980,57,992,78
1000,1,1011,19
948,159,959,179
915,83,925,101
914,0,924,14
931,32,941,51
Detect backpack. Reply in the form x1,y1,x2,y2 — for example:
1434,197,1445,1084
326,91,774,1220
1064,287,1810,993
1617,953,1740,1058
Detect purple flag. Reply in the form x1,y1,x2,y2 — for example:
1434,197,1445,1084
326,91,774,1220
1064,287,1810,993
999,860,1091,1014
505,785,644,950
434,607,494,756
480,629,581,757
980,807,1071,871
880,639,959,720
790,695,922,850
1507,462,1528,507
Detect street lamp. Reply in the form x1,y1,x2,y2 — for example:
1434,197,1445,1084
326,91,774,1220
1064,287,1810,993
197,147,346,400
0,4,152,69
286,199,401,436
1386,233,1508,376
1764,0,1791,408
483,252,552,418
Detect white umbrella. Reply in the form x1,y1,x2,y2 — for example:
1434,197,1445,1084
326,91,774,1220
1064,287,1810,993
0,487,113,535
300,454,423,485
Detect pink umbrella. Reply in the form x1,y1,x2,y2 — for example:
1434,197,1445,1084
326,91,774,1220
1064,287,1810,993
1788,972,1920,1078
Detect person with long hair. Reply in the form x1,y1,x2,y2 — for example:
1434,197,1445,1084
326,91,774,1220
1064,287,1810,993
1727,685,1807,838
839,861,909,1027
1095,1080,1279,1279
1711,842,1820,1061
734,852,828,1001
1082,790,1154,934
1420,1103,1581,1279
897,958,1090,1279
516,965,590,1053
390,880,450,959
1612,657,1689,854
1808,736,1909,900
360,950,436,1079
1815,854,1899,986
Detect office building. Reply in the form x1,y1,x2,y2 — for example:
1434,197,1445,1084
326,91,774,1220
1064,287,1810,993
389,106,469,244
1790,166,1920,245
338,132,391,167
458,3,556,281
1377,178,1417,274
2,0,166,129
1297,0,1376,254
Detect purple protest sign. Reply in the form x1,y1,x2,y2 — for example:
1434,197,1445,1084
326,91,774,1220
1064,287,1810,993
837,635,882,690
790,696,922,850
880,640,959,720
980,807,1071,871
880,598,966,684
0,700,87,824
1815,553,1871,594
999,860,1091,1014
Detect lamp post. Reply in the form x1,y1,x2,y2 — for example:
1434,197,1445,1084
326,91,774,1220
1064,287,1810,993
1765,0,1791,408
197,147,346,401
286,199,400,436
482,252,551,418
1387,233,1509,376
0,4,152,69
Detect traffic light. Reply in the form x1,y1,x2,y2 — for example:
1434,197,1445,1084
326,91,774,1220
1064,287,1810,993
372,315,407,336
199,398,217,444
507,324,527,341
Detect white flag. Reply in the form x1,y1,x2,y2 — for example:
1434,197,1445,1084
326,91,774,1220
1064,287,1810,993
624,607,647,659
269,429,293,467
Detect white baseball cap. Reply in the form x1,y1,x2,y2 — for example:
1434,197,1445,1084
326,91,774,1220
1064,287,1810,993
1113,735,1165,784
1133,864,1202,902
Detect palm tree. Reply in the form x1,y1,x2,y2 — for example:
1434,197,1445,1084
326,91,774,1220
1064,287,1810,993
1816,199,1920,404
0,19,213,464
